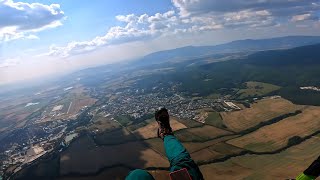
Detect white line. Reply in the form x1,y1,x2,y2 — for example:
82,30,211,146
67,101,73,114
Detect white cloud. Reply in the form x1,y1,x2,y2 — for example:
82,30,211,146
0,57,21,68
172,0,320,16
171,0,320,27
26,34,39,40
49,9,227,58
49,11,178,57
0,0,64,42
222,10,276,28
1,0,320,86
291,13,318,22
47,0,320,58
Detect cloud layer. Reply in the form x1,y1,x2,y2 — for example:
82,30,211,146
172,0,320,16
0,0,64,42
0,57,20,68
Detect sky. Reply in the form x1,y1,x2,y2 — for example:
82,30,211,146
0,0,320,85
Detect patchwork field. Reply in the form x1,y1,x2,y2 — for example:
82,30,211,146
68,98,96,115
221,97,303,132
204,112,226,129
200,135,320,180
144,135,240,157
173,117,203,128
173,125,232,143
133,118,188,139
89,115,120,132
0,100,45,131
13,95,320,180
227,106,320,152
59,167,131,180
237,81,281,99
94,128,137,145
191,148,222,162
208,142,244,156
186,125,232,140
60,136,169,176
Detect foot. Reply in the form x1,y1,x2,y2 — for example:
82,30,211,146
157,121,173,140
155,108,173,140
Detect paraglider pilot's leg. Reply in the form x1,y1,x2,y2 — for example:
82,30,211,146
126,107,203,180
296,155,320,180
126,169,154,180
164,135,204,180
125,135,204,180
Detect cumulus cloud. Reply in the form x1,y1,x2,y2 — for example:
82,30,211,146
49,9,225,57
49,25,154,57
49,10,183,57
0,0,64,42
172,0,320,16
171,0,319,28
48,0,320,58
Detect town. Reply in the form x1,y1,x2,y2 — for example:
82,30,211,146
100,87,241,122
0,83,244,179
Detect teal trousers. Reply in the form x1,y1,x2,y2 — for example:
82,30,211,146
126,135,203,180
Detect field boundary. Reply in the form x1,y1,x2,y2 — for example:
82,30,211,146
198,130,320,166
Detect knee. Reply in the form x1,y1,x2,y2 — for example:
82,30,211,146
126,169,154,180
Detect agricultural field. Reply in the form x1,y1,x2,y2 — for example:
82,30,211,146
114,115,133,126
190,142,245,163
11,93,320,180
59,167,131,180
133,118,187,139
236,81,281,99
204,112,226,129
127,120,150,132
59,167,169,180
37,86,97,122
182,135,240,154
60,136,169,176
172,117,203,128
174,129,207,142
0,98,49,131
144,138,167,156
191,148,222,162
200,135,320,180
208,142,244,156
94,128,137,145
173,124,232,143
221,97,303,132
67,98,96,115
144,134,240,158
227,106,320,152
88,115,121,132
186,125,232,141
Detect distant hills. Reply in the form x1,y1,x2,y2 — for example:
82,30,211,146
2,35,320,94
131,43,320,105
136,36,320,66
244,43,320,66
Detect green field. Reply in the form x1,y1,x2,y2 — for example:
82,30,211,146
237,81,281,99
204,112,226,129
94,128,137,145
114,115,133,126
174,129,205,142
127,121,148,131
173,117,203,128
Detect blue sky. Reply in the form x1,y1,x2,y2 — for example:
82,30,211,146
0,0,320,85
2,0,174,57
22,0,173,43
